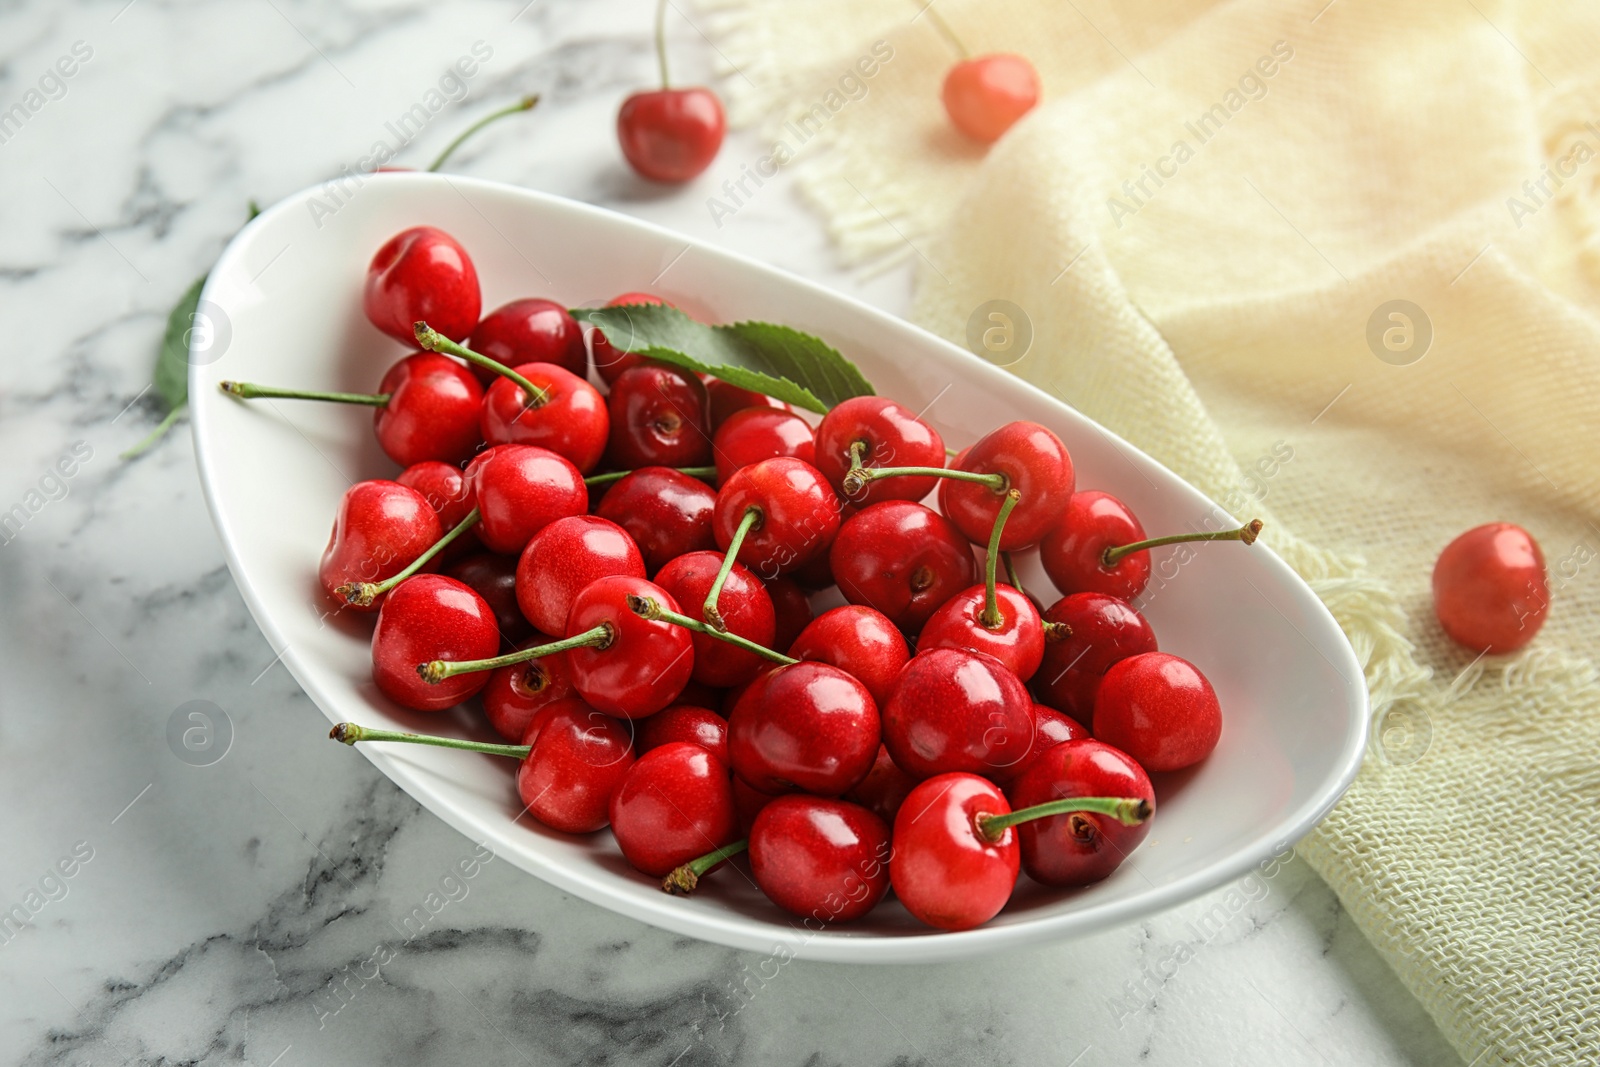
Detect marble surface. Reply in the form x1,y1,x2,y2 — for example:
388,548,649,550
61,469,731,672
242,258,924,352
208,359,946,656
0,0,1464,1063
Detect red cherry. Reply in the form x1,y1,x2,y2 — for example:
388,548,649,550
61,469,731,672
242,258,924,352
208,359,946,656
319,481,443,613
727,661,880,795
732,774,776,834
788,605,909,706
881,647,1034,780
468,298,586,382
516,515,646,636
1040,491,1150,599
843,744,918,826
711,407,816,484
609,291,669,307
482,647,576,742
637,704,728,764
444,553,533,647
565,576,694,718
364,226,481,344
468,444,588,555
814,396,946,506
595,466,717,574
606,364,713,470
654,551,777,688
830,501,977,631
1005,739,1154,886
1433,523,1549,653
993,703,1089,785
480,362,609,473
618,89,725,182
787,548,838,591
707,380,787,429
515,699,636,833
368,353,484,467
713,458,842,579
609,741,738,876
397,461,476,534
764,576,814,653
589,292,677,384
918,584,1045,681
749,796,891,922
942,54,1040,143
1032,592,1157,725
937,422,1073,550
1093,652,1222,772
371,575,500,711
890,772,1019,931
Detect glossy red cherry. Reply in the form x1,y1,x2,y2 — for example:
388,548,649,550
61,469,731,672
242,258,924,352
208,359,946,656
749,796,891,922
994,703,1089,785
637,704,728,765
843,745,918,826
890,772,1019,931
468,298,586,382
590,292,671,385
1005,739,1154,886
516,515,646,636
606,364,713,470
727,661,880,796
919,584,1045,681
364,226,481,344
707,380,787,429
444,553,532,646
1093,652,1222,772
1033,592,1157,724
319,480,443,613
516,699,636,833
1040,491,1150,599
936,422,1073,550
480,362,609,473
371,575,500,711
788,605,909,706
609,742,738,876
1433,523,1549,653
566,576,694,718
595,466,717,574
814,396,946,506
398,461,476,535
765,576,814,652
654,550,776,687
830,501,977,631
468,444,588,555
618,90,725,182
881,647,1034,780
942,54,1040,143
714,458,842,579
482,646,576,742
711,407,816,484
731,774,776,834
368,353,483,467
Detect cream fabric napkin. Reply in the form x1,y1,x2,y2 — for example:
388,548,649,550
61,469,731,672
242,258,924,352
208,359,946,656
698,0,1600,1062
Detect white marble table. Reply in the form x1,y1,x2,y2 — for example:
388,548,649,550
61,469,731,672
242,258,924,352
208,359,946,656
0,1,1464,1063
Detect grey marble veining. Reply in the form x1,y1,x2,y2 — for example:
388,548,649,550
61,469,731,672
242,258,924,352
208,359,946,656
0,0,1462,1063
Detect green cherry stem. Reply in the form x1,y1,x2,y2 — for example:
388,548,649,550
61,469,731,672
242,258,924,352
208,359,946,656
916,0,971,60
842,463,1004,498
1101,519,1265,568
427,94,540,172
219,381,390,406
975,796,1152,842
330,722,529,759
662,838,749,895
337,508,482,607
703,507,762,631
627,594,796,665
1001,551,1024,597
413,322,549,405
417,623,613,685
582,466,717,489
654,0,671,89
980,489,1021,630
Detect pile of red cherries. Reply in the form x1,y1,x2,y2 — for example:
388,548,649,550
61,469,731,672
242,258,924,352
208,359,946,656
227,223,1265,933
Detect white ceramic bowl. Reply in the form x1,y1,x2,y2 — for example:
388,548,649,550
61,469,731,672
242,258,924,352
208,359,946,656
192,172,1368,963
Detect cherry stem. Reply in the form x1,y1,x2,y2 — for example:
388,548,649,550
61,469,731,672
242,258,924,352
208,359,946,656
1043,620,1072,641
413,322,549,405
842,464,1001,498
703,507,761,632
328,722,529,760
1101,519,1265,568
219,381,390,407
654,0,671,89
583,466,716,489
975,796,1152,842
627,594,797,665
337,507,481,607
662,838,749,895
980,489,1021,629
917,1,971,60
1001,551,1024,597
418,623,613,685
427,94,540,172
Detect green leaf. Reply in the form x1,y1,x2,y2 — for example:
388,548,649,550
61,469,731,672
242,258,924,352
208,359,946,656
571,304,875,414
154,273,206,411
